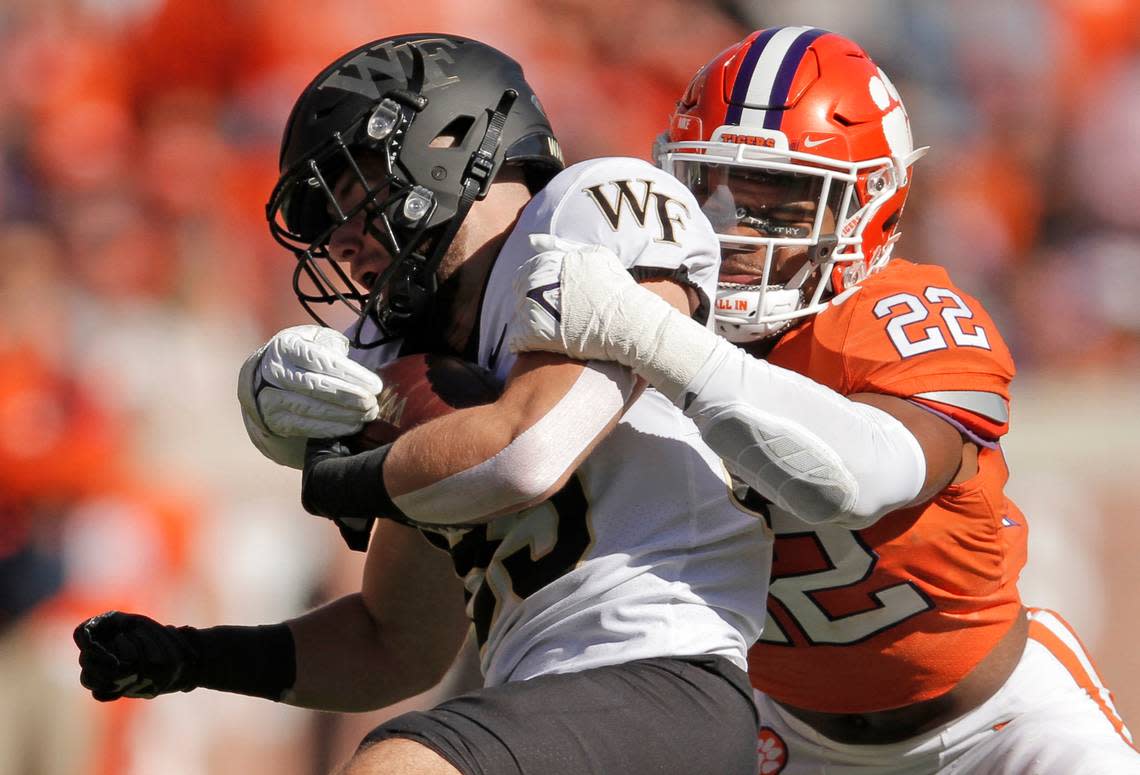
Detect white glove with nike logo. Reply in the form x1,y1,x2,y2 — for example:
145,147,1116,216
510,233,718,401
237,325,383,469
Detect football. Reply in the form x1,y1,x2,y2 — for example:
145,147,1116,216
344,353,502,451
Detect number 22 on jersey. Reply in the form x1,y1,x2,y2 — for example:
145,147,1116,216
873,286,990,359
762,508,932,645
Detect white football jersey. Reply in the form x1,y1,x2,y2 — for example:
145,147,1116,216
356,157,772,686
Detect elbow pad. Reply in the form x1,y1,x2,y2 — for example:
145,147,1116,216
682,341,926,529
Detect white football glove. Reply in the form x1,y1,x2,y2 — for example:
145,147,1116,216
510,233,644,363
509,234,718,400
237,325,384,469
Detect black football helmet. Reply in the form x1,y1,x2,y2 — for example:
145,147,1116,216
267,33,564,346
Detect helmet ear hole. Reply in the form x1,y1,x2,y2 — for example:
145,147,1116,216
430,115,476,149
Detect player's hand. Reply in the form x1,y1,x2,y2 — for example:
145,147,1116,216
509,233,647,365
74,611,200,702
237,324,384,469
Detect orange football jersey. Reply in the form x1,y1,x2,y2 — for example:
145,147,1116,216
747,259,1028,713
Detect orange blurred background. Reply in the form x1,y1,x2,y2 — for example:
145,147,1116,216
1,1,1138,773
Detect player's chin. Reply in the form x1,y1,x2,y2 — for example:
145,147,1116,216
719,250,766,284
719,259,765,286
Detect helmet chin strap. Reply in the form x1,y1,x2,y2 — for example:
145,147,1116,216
346,200,438,349
783,256,816,292
714,284,803,343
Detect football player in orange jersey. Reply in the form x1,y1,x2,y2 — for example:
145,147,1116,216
511,26,1140,774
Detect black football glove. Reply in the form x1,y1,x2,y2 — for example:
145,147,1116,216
74,611,200,702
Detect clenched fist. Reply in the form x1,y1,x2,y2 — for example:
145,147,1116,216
74,611,200,702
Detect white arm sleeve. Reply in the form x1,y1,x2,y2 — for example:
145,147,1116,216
509,243,926,529
392,361,633,525
512,251,927,529
680,337,927,529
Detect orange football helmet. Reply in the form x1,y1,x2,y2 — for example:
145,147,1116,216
657,27,927,341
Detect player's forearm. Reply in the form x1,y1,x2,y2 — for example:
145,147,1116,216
384,402,525,496
299,399,536,531
383,358,630,525
303,357,631,528
677,337,927,528
284,593,455,712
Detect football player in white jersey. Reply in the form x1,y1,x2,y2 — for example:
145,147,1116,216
72,34,772,775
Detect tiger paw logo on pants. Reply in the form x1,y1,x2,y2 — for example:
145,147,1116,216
757,727,788,774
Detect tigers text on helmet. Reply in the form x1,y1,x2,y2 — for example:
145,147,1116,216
656,27,927,343
267,34,564,347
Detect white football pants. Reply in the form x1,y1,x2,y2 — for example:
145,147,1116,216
752,608,1139,774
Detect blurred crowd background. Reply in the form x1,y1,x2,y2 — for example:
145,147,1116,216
2,1,1139,773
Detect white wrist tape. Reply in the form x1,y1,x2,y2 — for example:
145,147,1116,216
393,362,632,525
681,340,926,529
612,286,722,405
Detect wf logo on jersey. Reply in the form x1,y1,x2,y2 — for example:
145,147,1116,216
319,38,460,98
583,179,690,245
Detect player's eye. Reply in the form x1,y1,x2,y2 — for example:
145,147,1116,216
770,204,815,221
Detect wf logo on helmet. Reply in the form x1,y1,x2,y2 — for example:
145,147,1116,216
319,38,460,98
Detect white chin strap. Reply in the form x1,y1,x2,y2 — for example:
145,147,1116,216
714,254,820,343
715,284,803,343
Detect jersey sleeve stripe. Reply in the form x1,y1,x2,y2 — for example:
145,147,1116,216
912,390,1009,423
907,399,1001,449
1028,607,1137,749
